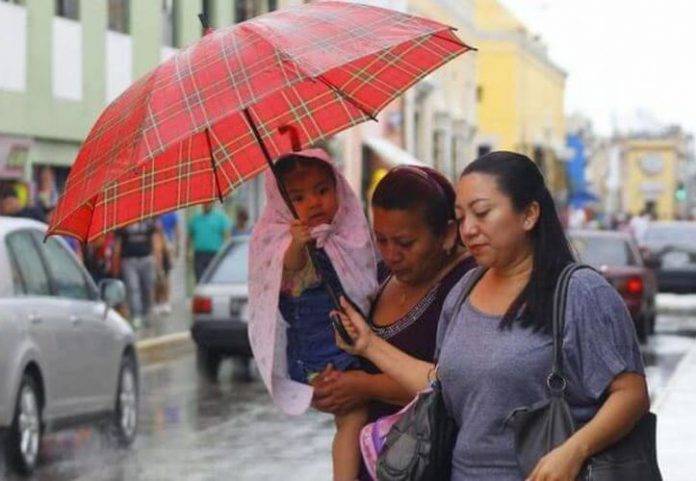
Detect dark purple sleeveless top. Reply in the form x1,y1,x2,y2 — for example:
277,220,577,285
363,255,477,421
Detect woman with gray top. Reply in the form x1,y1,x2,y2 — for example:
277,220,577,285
333,151,649,481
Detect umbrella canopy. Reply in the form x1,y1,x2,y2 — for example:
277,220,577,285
48,0,472,242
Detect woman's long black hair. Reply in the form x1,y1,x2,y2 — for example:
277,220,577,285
460,151,575,333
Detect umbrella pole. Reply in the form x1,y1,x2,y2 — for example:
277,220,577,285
242,108,300,219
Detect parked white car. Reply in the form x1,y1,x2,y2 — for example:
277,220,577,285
0,217,138,474
191,236,251,380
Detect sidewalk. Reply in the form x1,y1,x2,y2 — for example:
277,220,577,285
653,337,696,480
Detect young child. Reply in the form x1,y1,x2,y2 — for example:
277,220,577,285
248,148,378,481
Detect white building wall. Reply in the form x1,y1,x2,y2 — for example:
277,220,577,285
106,31,133,103
0,2,27,92
52,16,83,101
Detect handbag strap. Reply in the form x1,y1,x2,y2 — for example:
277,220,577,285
549,263,592,395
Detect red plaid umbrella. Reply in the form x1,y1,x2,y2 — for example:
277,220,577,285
48,0,473,242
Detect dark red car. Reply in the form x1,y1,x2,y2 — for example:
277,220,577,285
569,230,658,343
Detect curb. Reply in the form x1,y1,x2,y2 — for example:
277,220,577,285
136,331,195,365
651,337,696,412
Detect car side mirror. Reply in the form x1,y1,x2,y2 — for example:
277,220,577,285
99,279,126,308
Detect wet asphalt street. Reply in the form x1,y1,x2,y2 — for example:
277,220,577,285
3,301,696,481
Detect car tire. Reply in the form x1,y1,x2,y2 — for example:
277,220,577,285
648,311,657,335
196,347,222,381
109,355,138,447
231,356,253,383
5,373,43,474
636,315,648,344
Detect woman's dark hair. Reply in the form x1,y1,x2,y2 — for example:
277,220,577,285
460,151,575,334
274,153,335,185
372,165,456,237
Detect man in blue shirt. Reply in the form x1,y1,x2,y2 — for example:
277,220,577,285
187,203,231,281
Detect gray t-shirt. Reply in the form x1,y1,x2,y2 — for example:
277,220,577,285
436,268,645,481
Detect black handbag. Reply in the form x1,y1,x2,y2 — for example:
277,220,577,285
504,263,662,481
375,381,457,481
375,268,486,481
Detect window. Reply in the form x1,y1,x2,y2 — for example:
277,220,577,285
162,0,175,47
268,0,277,12
6,232,51,297
55,0,79,20
477,144,491,157
41,236,91,300
433,130,445,172
108,0,129,34
208,239,249,284
235,0,260,23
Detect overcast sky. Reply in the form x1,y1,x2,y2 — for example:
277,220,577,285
497,0,696,136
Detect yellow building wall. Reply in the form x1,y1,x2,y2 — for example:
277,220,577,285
475,0,524,31
623,141,679,219
475,40,520,150
408,0,477,121
474,0,566,193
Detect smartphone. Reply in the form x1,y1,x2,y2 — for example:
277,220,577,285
330,312,354,346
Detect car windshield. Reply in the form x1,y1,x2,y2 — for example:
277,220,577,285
571,235,636,267
644,224,696,250
207,238,249,284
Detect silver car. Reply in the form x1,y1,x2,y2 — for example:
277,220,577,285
0,217,139,474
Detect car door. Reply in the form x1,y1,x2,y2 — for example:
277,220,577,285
4,230,80,419
35,233,117,413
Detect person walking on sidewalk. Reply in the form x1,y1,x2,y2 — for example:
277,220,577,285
187,203,231,282
113,218,160,328
154,212,180,315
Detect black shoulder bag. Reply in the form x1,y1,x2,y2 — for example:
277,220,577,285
505,263,662,481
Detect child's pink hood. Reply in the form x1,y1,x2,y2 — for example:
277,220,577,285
248,149,378,415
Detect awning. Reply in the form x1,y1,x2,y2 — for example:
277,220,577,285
28,140,80,168
363,136,425,168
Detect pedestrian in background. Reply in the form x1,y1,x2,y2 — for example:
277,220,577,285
0,188,45,222
187,203,231,282
154,212,180,315
231,206,252,236
113,218,160,328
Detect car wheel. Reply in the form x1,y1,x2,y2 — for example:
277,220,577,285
110,355,138,447
636,315,648,344
231,356,253,383
196,347,222,381
648,311,657,335
5,374,42,474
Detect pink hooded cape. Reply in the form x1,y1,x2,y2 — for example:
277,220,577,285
248,149,378,415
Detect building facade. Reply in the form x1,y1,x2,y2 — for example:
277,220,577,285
473,0,568,196
619,129,691,220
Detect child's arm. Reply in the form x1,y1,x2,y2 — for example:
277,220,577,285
283,219,311,271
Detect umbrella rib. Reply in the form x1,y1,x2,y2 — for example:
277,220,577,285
204,128,226,204
315,75,378,122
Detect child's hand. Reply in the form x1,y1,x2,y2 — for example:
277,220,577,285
289,219,312,245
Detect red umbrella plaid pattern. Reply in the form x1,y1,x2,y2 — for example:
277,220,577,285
48,0,473,242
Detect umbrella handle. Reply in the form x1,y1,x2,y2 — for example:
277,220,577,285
279,125,302,152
